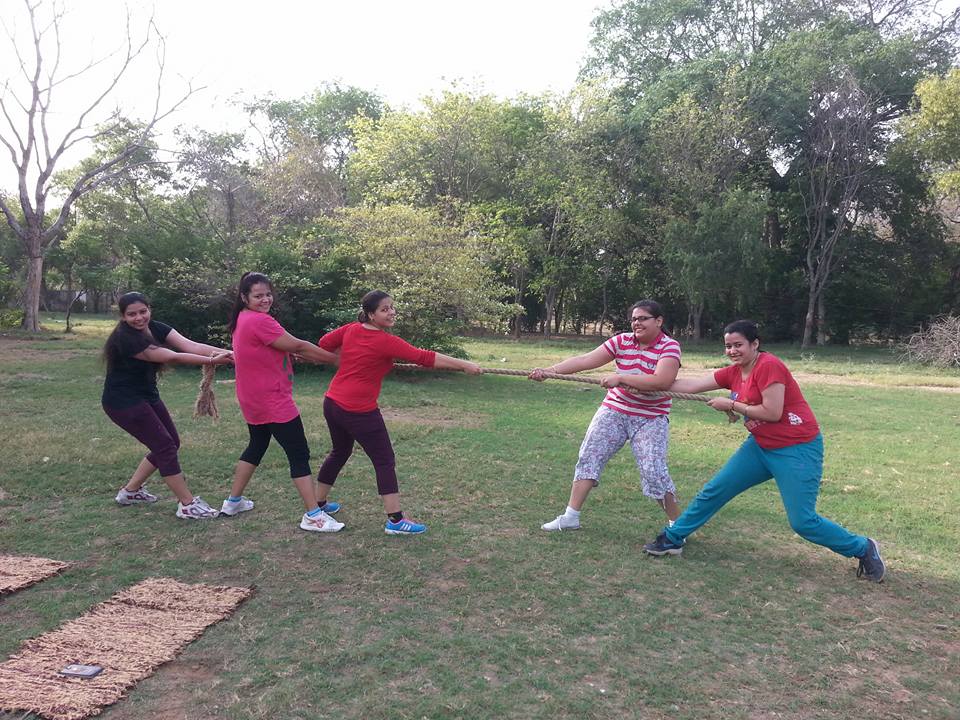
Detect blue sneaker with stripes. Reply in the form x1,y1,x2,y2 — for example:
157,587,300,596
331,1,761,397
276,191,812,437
319,501,341,515
384,517,427,535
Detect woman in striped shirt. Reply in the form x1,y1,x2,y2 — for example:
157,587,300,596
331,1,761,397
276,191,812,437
529,300,682,531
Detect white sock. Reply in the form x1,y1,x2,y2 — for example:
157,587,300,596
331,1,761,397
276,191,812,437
668,519,675,528
564,506,581,520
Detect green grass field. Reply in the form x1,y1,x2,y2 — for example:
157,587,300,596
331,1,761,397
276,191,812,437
1,316,958,719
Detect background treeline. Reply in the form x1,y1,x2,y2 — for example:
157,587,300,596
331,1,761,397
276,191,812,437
2,0,960,351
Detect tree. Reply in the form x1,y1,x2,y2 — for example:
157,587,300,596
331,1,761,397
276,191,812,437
585,0,960,342
643,76,766,338
175,129,258,246
246,83,384,210
795,70,876,347
349,89,515,209
905,69,960,310
324,205,513,352
584,0,829,97
0,0,195,330
908,69,960,205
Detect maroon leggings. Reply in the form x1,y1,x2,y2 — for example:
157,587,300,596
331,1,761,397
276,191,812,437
103,400,182,476
317,396,398,495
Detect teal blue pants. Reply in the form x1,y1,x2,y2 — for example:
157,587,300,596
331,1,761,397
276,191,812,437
665,434,868,558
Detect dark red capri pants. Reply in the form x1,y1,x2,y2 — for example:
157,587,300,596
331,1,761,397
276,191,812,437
317,396,398,495
103,400,182,476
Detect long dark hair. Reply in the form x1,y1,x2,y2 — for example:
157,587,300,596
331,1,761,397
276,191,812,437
228,272,273,333
102,291,152,373
358,290,391,323
723,319,761,347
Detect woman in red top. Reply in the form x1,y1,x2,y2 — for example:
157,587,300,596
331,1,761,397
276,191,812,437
221,272,344,533
642,320,886,582
317,290,482,535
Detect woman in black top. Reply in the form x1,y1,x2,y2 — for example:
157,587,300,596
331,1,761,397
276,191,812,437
102,292,232,519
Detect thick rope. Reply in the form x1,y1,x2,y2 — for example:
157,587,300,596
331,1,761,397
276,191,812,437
394,364,728,404
193,364,220,420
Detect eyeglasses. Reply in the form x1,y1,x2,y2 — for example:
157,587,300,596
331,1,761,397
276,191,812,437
631,315,655,323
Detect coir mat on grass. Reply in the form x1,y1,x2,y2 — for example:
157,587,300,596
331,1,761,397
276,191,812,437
0,555,69,596
0,577,252,720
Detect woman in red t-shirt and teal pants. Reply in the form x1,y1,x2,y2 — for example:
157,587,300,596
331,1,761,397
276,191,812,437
642,320,886,582
316,290,482,535
222,272,344,533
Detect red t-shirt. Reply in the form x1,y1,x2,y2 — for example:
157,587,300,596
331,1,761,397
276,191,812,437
713,352,819,449
319,322,436,413
232,310,299,425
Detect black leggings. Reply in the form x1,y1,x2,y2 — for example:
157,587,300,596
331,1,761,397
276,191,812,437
239,415,312,478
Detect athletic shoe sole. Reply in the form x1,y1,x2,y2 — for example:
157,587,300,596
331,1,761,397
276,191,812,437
644,546,683,557
115,495,158,505
220,504,254,517
300,519,344,533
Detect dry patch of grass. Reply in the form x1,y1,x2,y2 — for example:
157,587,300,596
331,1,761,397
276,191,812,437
381,405,488,429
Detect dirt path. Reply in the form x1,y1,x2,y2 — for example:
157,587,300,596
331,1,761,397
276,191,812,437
789,371,960,394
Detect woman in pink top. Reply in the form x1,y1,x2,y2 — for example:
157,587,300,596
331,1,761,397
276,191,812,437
220,272,344,533
316,290,481,535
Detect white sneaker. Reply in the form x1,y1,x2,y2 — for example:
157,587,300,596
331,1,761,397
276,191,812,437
300,510,344,533
115,486,158,505
541,514,580,531
220,496,255,516
176,496,219,519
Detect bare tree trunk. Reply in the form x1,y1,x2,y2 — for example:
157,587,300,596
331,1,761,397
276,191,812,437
802,288,817,349
64,265,74,332
65,288,85,333
554,290,564,334
599,266,610,337
692,303,704,341
816,294,827,345
543,286,558,337
22,252,43,332
512,267,525,340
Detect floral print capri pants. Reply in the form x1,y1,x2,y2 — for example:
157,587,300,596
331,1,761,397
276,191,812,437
573,406,676,500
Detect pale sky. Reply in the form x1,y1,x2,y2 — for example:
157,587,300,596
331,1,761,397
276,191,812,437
0,0,605,185
148,0,606,115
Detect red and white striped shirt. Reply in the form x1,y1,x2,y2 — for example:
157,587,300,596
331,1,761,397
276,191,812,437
599,331,681,417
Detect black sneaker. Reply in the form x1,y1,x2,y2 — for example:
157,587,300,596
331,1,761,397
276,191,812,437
643,532,684,556
856,538,886,583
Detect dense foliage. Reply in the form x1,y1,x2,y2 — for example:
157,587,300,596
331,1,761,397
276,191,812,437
3,1,959,350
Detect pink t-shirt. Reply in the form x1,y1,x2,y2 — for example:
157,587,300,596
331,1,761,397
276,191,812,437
600,331,682,417
232,310,299,425
713,352,819,449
